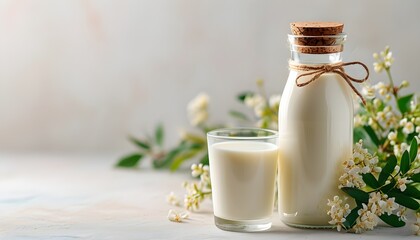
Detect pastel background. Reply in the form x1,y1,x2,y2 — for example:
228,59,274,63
0,0,419,154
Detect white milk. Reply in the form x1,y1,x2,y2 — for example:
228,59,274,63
209,141,278,221
278,71,353,227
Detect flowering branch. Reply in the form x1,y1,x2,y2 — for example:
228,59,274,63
328,46,420,234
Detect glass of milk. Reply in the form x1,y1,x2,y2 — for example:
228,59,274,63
207,128,278,232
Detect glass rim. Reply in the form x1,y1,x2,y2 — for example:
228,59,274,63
207,127,278,140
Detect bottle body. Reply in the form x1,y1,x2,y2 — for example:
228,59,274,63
277,59,353,227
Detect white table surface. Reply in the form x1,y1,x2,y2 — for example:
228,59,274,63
0,153,416,239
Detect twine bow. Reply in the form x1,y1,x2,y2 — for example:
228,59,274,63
289,61,370,105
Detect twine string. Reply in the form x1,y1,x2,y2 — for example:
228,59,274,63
289,61,370,105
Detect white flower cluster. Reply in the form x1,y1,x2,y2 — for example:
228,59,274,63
390,117,420,157
353,203,378,233
244,93,280,129
356,83,401,130
339,140,381,188
330,139,420,234
327,196,350,231
166,164,211,222
244,94,265,116
187,93,209,127
373,106,399,131
353,191,402,234
191,163,209,178
328,192,399,233
183,163,211,211
373,46,394,73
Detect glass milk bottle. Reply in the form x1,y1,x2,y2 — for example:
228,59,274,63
277,22,368,228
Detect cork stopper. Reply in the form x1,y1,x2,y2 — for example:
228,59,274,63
290,22,344,36
289,22,345,54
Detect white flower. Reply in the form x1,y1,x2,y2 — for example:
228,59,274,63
373,98,381,108
399,118,408,127
376,111,385,121
191,163,209,178
244,94,265,108
187,93,209,126
187,93,209,113
368,117,374,126
415,117,420,126
385,111,394,121
190,111,208,126
401,142,409,153
413,212,420,235
361,166,370,174
393,145,400,156
403,121,415,135
384,51,394,68
166,192,180,206
167,209,189,223
362,86,375,99
397,177,411,192
382,197,399,215
374,82,388,95
387,131,397,141
416,126,420,133
354,115,364,127
269,94,281,108
368,192,384,216
401,80,409,88
373,62,383,73
254,102,265,117
397,207,407,221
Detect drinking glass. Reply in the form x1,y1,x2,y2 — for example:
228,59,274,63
207,128,278,232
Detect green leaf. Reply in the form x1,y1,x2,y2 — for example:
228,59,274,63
152,141,191,169
199,153,209,166
182,133,206,144
237,92,254,102
379,155,397,185
363,125,380,146
353,127,377,151
379,214,406,227
362,173,380,189
170,149,201,171
403,185,420,200
341,187,369,203
155,123,164,147
229,110,250,121
381,179,396,193
400,151,410,174
353,127,366,143
153,149,179,169
116,153,143,168
396,129,406,142
410,138,418,163
397,94,414,114
411,173,420,182
129,136,150,150
343,205,362,229
388,191,420,210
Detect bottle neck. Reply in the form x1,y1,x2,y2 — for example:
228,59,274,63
290,51,343,64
